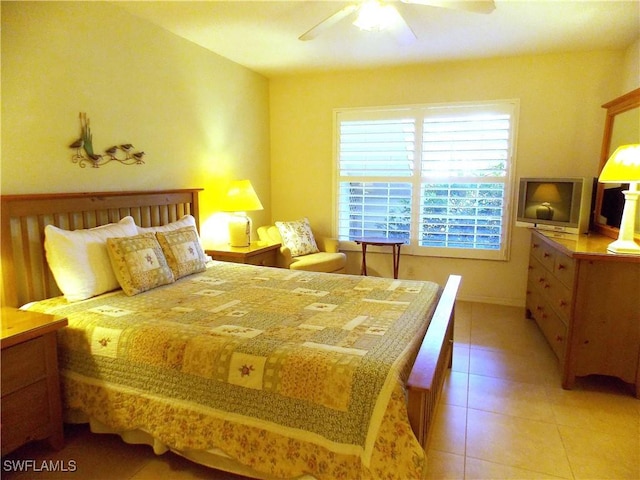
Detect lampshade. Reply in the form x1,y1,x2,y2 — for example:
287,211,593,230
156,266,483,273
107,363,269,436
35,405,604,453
598,144,640,183
531,183,562,203
221,180,264,212
598,144,640,254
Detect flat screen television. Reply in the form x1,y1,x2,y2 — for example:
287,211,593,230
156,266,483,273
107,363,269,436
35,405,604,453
516,177,594,235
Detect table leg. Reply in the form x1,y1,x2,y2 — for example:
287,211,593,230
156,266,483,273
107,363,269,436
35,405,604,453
393,244,402,279
360,243,368,276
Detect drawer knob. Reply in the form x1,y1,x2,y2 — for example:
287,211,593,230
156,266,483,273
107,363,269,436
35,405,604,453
556,335,563,342
543,252,551,258
558,264,566,270
559,300,567,307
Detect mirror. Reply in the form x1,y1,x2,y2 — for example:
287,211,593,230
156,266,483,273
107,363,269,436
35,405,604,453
593,88,640,239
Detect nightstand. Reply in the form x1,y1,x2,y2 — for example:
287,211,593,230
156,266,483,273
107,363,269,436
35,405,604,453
1,308,68,456
206,242,281,267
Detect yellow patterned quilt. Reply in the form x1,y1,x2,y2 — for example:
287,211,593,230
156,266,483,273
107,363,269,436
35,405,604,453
27,262,441,479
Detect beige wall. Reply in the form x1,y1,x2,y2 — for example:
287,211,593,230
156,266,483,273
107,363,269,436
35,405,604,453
0,1,271,247
2,1,637,305
269,51,632,305
621,38,640,94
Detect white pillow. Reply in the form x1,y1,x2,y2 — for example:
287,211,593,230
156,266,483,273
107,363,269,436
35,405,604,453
136,215,197,234
44,216,138,302
275,218,320,257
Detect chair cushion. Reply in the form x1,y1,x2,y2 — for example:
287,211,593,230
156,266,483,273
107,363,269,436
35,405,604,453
289,251,346,273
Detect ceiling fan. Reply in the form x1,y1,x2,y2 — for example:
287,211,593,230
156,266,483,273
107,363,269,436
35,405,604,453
299,0,496,41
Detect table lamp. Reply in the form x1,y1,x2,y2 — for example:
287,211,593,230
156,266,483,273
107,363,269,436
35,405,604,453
531,183,562,220
598,144,640,254
220,180,264,247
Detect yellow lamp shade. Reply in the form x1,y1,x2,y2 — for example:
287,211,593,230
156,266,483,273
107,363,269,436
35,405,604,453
598,144,640,254
220,180,264,212
599,144,640,183
220,180,263,247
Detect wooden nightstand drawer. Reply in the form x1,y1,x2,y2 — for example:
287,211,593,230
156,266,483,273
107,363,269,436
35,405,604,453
1,380,51,454
1,336,47,393
1,309,67,456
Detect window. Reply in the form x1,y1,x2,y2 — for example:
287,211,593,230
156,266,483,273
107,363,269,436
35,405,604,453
335,101,518,260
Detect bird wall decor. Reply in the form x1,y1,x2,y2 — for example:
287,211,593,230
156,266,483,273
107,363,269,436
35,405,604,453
70,112,145,168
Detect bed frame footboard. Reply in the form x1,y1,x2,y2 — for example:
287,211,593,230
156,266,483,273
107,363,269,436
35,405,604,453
407,274,460,449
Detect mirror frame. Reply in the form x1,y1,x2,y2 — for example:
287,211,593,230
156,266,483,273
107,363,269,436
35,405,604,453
593,87,640,239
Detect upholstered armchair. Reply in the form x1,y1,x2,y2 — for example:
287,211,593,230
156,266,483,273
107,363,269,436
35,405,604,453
257,220,346,274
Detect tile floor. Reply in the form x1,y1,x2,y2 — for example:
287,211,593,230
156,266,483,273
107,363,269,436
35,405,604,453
426,301,639,480
2,302,639,479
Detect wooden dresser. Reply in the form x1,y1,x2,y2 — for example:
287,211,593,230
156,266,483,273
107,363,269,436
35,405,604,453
1,308,68,455
526,229,640,397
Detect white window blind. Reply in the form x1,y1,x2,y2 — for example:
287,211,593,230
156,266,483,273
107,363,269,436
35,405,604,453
335,102,518,260
337,115,415,240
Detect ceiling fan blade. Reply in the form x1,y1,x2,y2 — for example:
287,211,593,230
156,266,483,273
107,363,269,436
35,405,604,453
299,4,359,41
388,5,417,43
401,0,496,14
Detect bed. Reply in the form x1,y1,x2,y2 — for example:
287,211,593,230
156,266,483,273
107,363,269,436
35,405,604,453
1,189,460,480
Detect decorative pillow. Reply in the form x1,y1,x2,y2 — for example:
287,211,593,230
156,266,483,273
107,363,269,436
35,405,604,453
275,218,320,257
44,216,138,302
106,233,174,296
156,226,208,279
136,215,197,234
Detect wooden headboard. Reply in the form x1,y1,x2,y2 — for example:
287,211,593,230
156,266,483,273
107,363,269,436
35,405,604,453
1,189,202,308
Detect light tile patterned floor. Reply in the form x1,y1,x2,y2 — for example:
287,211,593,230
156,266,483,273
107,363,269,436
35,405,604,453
3,302,638,479
426,301,640,480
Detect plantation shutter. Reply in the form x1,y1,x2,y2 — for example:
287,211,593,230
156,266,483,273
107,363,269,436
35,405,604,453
334,102,517,260
420,110,512,254
337,116,415,240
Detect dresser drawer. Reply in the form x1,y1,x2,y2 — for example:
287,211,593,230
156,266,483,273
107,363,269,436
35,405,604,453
526,280,543,318
533,301,567,361
546,274,572,323
528,255,549,295
1,336,46,394
553,251,576,288
530,237,555,272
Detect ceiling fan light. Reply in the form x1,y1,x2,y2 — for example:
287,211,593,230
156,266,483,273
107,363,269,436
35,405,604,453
353,0,395,31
